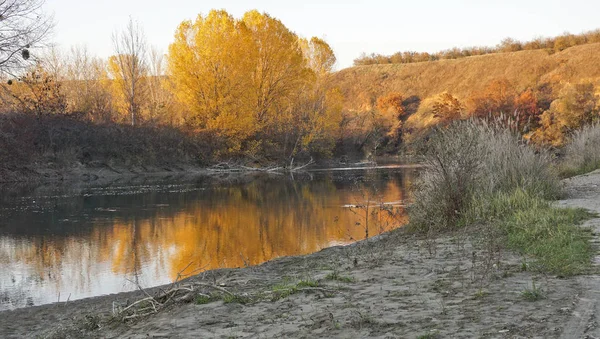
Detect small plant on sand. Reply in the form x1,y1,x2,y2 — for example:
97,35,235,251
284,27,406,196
521,280,545,301
195,294,220,305
351,311,378,329
325,271,355,283
296,279,319,288
473,289,488,300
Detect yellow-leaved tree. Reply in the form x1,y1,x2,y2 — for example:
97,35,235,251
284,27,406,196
242,11,309,124
168,9,341,158
167,10,256,153
290,36,341,157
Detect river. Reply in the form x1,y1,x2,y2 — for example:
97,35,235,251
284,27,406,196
0,166,417,311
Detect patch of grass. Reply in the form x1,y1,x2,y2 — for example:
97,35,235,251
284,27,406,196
417,331,440,339
325,271,355,283
195,294,220,305
271,283,298,301
496,191,593,276
468,189,593,277
408,121,559,235
270,279,319,301
521,281,545,301
408,121,594,278
223,294,252,304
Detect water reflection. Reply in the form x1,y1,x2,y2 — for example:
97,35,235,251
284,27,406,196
0,167,416,310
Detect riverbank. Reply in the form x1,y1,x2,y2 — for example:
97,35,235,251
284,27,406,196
1,170,598,338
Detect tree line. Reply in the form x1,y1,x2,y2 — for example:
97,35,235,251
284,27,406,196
0,9,343,161
354,29,600,66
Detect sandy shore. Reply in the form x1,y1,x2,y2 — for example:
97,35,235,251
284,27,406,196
2,171,600,338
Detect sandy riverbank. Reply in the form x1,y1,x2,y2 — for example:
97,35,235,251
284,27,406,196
1,171,600,338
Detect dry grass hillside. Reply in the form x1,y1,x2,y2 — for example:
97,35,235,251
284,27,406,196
333,42,600,111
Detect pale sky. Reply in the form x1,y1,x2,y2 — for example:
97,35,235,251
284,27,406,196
44,0,600,69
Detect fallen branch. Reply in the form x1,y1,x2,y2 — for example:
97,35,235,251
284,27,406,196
289,157,314,172
113,281,237,321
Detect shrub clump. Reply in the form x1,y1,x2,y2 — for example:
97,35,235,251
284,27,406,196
409,120,559,234
408,120,592,276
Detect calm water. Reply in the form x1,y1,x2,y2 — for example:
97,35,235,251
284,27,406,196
0,167,416,311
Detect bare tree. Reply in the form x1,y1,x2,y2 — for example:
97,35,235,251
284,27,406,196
41,45,65,80
0,0,53,75
147,46,174,123
111,17,147,126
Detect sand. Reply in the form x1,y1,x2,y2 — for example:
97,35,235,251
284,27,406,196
2,171,600,338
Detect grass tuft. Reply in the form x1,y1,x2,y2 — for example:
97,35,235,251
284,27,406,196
521,281,545,301
561,124,600,177
325,271,355,283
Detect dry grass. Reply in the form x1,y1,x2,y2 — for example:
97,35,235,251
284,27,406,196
333,43,600,113
561,124,600,177
408,120,559,233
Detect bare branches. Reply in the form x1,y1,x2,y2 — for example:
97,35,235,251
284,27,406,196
0,0,53,75
111,17,148,126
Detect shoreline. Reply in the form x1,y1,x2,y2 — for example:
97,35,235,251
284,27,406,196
2,172,599,338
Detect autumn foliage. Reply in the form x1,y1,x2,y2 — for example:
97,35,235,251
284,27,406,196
165,10,340,158
1,11,600,173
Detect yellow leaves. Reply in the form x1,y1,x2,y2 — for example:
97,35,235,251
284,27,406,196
299,37,336,76
168,10,255,136
432,92,464,122
242,10,308,124
167,9,339,157
376,92,405,116
529,82,599,146
6,65,67,116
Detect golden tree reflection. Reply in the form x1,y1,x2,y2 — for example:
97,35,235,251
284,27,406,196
0,170,414,308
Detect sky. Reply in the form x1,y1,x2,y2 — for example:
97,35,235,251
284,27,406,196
44,0,600,70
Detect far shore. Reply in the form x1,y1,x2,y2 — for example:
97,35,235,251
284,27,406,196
0,156,420,185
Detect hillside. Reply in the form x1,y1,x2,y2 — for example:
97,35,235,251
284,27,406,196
333,42,600,111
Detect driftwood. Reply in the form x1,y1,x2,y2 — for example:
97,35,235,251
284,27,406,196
207,158,315,174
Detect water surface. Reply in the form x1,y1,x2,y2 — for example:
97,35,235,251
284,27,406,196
0,167,416,311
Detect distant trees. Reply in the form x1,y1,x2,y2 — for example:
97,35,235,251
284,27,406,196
64,46,113,121
468,79,517,118
532,83,599,145
0,0,53,75
110,18,148,126
354,29,600,66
